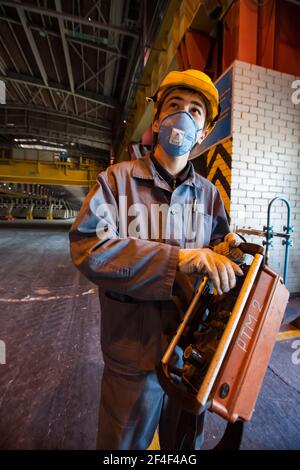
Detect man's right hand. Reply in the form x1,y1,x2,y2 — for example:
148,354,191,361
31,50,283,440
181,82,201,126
178,248,244,296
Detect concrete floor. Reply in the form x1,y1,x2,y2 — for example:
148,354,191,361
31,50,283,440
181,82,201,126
0,224,299,450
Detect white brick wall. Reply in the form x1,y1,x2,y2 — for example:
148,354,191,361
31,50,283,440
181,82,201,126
231,60,300,293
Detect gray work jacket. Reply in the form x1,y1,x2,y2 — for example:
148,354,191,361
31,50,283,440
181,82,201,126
69,154,229,373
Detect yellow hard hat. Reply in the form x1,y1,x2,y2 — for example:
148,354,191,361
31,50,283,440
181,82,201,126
151,69,219,131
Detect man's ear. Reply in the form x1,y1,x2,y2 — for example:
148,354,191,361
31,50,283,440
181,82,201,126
196,129,209,144
152,119,160,133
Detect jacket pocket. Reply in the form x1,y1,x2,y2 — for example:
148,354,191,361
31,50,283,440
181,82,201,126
185,210,213,248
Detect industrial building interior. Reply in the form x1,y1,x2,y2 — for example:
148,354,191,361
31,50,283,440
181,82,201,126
0,0,299,452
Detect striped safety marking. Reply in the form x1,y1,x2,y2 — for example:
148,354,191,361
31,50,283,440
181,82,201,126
205,139,232,221
277,324,300,341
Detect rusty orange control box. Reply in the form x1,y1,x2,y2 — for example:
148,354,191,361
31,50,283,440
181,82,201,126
158,245,290,424
210,265,289,422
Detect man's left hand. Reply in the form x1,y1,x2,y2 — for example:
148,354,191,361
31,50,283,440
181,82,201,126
213,232,246,264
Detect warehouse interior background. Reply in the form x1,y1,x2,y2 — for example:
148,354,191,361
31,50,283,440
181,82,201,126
0,0,299,450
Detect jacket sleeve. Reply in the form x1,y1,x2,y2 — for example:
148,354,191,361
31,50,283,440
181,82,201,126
209,188,230,246
69,172,180,301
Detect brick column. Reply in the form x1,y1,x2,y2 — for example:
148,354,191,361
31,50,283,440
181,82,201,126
230,60,300,293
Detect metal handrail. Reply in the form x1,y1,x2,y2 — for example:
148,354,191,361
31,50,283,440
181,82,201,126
263,196,293,284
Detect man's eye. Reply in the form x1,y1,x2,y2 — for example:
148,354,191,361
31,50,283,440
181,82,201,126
191,107,201,115
169,102,178,109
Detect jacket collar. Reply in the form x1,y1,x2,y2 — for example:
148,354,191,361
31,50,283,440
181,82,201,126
131,153,197,190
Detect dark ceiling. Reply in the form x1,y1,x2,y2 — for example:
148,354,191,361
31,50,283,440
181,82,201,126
0,0,167,163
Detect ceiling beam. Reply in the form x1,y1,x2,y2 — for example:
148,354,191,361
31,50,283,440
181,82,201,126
6,17,34,76
35,2,62,85
66,36,128,59
69,41,104,92
103,0,124,98
80,104,104,117
17,7,49,87
28,88,42,105
75,0,103,29
0,72,119,108
0,104,112,130
59,94,69,112
55,0,74,93
1,1,140,39
0,14,129,59
76,55,119,90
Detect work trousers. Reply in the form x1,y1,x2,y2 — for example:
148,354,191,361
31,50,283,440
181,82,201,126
96,366,205,450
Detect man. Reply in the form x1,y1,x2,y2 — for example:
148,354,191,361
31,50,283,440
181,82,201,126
69,69,244,450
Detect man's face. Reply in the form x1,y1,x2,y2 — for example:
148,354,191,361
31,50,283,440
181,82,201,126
153,89,208,145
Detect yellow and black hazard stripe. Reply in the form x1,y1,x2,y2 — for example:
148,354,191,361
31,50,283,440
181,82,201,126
206,139,232,221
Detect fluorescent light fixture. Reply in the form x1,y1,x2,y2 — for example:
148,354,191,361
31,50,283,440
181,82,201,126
40,140,64,146
19,144,67,151
14,138,37,142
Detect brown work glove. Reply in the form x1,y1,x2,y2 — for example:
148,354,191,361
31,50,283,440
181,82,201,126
178,247,244,296
213,233,246,264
